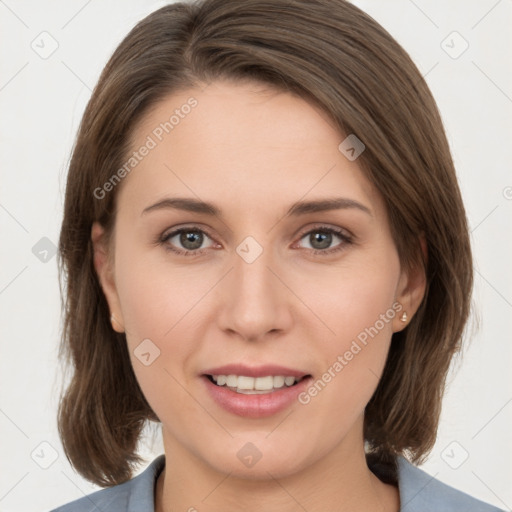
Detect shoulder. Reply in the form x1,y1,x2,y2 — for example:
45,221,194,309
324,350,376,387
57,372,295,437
49,454,165,512
396,455,506,512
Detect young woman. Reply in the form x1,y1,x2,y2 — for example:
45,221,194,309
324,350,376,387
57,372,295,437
51,1,505,511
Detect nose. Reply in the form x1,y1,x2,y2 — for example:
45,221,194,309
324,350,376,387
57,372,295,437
216,242,293,342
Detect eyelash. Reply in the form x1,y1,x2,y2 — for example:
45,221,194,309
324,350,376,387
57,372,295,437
157,224,354,258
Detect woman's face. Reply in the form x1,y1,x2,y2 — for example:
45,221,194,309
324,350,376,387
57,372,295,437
93,80,419,479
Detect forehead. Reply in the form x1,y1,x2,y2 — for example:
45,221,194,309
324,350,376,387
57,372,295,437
119,80,382,219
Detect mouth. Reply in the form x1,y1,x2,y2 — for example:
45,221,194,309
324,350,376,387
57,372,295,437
205,374,309,394
201,364,312,417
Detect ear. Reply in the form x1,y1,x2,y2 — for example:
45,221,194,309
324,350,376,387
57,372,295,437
393,234,427,333
91,221,125,333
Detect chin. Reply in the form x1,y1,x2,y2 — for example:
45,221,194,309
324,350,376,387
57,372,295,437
197,435,317,480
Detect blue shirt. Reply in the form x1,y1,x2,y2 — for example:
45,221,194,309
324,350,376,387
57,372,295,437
50,454,505,511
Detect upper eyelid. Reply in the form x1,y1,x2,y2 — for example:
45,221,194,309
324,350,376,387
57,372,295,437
297,224,351,237
294,225,354,247
161,224,352,249
162,223,350,237
162,224,216,239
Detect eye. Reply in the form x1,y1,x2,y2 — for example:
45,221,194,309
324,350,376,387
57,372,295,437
296,226,353,255
159,227,218,255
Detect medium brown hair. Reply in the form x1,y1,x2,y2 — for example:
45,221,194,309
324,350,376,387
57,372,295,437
57,0,473,486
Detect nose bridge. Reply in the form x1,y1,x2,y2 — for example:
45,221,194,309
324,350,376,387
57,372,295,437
217,236,292,340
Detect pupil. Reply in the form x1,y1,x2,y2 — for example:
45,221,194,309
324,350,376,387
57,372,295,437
180,231,203,250
311,232,331,250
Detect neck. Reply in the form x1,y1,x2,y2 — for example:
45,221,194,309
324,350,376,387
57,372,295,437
155,425,399,512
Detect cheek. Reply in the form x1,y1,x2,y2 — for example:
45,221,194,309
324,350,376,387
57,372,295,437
292,253,400,418
111,237,204,396
113,250,205,426
294,252,400,344
113,235,216,342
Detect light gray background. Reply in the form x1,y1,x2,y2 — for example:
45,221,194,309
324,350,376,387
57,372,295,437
1,1,511,511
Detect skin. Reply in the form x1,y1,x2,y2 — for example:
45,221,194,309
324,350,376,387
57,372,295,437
92,80,426,512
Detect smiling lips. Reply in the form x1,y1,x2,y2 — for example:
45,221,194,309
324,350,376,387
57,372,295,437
208,374,306,394
202,364,312,417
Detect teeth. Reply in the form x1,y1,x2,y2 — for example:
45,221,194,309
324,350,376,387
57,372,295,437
210,374,302,393
226,375,238,387
273,376,285,388
255,376,274,390
284,376,295,386
238,376,255,390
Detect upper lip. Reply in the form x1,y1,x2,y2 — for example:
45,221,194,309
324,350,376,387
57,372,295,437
202,364,310,378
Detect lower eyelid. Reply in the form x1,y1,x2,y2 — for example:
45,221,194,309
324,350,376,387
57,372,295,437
164,229,216,248
159,226,352,255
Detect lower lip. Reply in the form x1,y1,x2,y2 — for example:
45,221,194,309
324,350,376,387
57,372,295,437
202,375,312,418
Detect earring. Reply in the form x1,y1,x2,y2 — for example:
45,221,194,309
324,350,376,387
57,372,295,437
400,311,408,323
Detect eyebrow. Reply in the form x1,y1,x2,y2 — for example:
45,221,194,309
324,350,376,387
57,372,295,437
141,197,372,218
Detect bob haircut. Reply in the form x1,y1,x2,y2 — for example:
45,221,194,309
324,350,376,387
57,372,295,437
57,0,473,487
